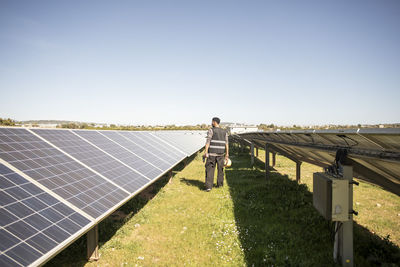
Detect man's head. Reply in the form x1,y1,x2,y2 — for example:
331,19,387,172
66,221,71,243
212,117,220,127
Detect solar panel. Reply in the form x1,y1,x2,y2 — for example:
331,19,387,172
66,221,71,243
0,163,92,267
237,129,400,195
153,131,206,156
0,128,129,218
0,127,205,266
31,129,150,194
99,131,173,172
121,131,186,163
73,130,163,179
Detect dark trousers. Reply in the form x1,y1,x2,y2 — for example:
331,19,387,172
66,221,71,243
205,155,224,189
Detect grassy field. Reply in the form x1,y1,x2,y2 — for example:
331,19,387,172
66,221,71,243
46,146,400,266
254,146,400,247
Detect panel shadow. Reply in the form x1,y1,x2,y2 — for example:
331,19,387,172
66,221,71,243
225,152,400,266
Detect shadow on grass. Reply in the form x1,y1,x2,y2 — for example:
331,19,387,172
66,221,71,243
44,153,199,267
225,153,400,266
180,178,205,190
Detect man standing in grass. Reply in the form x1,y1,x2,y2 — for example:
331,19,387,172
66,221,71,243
203,117,229,191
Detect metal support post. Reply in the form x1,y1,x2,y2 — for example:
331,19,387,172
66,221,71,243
335,165,354,267
296,161,302,183
87,224,99,261
272,153,276,167
168,170,173,183
265,143,270,180
250,142,255,166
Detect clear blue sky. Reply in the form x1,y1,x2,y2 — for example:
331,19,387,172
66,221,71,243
1,0,399,126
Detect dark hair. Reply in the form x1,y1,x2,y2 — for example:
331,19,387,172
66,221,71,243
212,117,220,124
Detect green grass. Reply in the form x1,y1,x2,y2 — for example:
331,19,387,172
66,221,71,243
253,145,400,248
45,146,400,266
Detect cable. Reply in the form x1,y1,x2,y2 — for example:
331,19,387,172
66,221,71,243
331,221,343,242
337,134,359,148
334,222,343,235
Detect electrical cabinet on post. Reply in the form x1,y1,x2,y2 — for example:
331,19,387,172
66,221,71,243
313,172,349,221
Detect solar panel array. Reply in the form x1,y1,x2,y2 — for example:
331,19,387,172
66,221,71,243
153,131,207,156
236,128,400,196
0,128,205,266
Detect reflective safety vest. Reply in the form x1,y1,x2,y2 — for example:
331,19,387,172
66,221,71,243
209,127,227,154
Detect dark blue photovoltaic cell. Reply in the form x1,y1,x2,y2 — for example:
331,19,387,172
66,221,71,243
0,128,128,218
73,130,162,179
0,163,91,267
32,129,150,193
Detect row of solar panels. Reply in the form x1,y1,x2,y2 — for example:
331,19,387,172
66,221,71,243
235,128,400,196
0,128,205,267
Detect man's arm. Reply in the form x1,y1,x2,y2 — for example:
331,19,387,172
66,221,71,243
204,129,213,157
205,143,210,156
225,132,229,159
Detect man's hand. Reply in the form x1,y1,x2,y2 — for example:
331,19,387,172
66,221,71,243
225,154,229,161
203,152,209,158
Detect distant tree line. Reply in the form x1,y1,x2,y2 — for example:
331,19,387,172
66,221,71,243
258,123,276,130
57,123,210,131
2,117,398,130
258,123,400,131
0,118,16,126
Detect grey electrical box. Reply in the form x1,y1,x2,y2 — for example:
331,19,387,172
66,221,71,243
313,172,349,221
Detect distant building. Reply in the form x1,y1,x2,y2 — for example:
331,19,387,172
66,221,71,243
227,125,259,134
39,124,58,128
22,123,58,128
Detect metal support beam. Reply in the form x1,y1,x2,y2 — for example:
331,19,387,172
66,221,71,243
183,157,188,167
348,159,400,196
335,165,354,267
251,142,255,166
272,153,276,167
270,142,302,183
296,161,302,183
268,143,301,165
265,143,270,180
87,225,99,261
168,170,173,183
